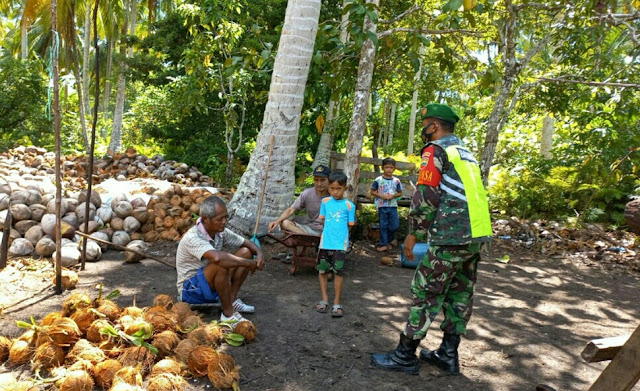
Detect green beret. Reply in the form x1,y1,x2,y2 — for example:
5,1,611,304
420,103,460,124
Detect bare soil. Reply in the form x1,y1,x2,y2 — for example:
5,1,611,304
1,238,639,391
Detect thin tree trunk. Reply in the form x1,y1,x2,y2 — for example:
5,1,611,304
21,23,28,60
73,59,91,152
102,39,113,123
344,0,380,201
82,4,92,114
52,0,62,295
541,114,554,158
408,45,424,155
228,0,322,235
379,99,389,148
312,99,338,168
225,150,235,184
387,102,396,146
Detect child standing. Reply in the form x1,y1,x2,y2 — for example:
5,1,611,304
315,171,355,318
370,157,403,252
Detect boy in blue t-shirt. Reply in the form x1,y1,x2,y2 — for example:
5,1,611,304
316,171,355,318
370,157,403,252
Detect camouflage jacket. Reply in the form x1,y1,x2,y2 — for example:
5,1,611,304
409,134,491,245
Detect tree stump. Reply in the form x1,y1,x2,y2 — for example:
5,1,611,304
624,199,640,234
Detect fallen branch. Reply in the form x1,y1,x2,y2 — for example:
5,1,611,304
75,231,175,269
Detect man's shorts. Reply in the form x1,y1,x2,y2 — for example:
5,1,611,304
292,216,322,235
181,268,220,304
317,249,346,275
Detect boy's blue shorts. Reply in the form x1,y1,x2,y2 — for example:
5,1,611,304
181,268,220,304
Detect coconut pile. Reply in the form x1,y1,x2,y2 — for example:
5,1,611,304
0,292,257,391
0,145,232,266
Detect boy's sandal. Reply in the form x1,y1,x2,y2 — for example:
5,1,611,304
331,304,344,318
316,300,329,313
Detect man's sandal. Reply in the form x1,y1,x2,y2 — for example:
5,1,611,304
331,304,344,318
376,246,388,252
316,300,329,313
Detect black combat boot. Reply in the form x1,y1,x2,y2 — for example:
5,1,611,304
371,333,420,375
420,333,461,375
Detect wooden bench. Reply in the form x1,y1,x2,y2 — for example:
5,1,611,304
329,152,417,207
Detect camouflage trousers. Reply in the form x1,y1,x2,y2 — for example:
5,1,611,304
403,243,481,340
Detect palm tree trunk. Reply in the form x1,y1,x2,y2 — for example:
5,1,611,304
228,0,322,235
343,0,379,201
407,46,424,155
311,99,338,168
102,39,113,123
82,3,92,114
386,102,396,146
73,59,91,153
21,22,28,60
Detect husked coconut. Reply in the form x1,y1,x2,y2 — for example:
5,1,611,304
9,238,34,256
109,194,128,210
90,231,110,250
65,198,78,212
10,204,31,221
114,201,133,219
110,217,124,231
53,269,79,290
96,205,113,225
130,197,146,209
24,225,44,245
46,198,68,215
25,190,42,206
75,202,96,224
62,212,79,229
0,193,9,211
78,220,99,234
9,190,28,205
84,240,102,261
53,246,81,267
78,189,102,208
40,214,56,235
131,207,148,223
112,231,131,247
125,240,148,263
52,221,76,240
29,204,46,221
123,216,140,234
35,237,56,257
14,219,37,235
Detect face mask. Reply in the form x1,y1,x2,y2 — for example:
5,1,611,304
421,123,435,143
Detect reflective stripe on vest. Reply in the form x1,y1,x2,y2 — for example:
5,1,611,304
444,145,492,238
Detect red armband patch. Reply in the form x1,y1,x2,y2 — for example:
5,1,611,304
418,146,441,186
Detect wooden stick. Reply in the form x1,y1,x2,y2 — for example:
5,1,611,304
75,231,175,269
0,210,11,270
582,334,630,363
253,135,275,235
588,323,640,391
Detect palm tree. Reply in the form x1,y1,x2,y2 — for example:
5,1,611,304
228,0,323,235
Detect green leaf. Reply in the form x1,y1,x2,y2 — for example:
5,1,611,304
443,0,464,12
226,333,245,342
105,289,121,301
366,31,378,47
143,342,159,355
495,255,510,263
16,321,32,329
365,9,378,24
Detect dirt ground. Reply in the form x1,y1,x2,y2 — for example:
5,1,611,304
1,238,639,391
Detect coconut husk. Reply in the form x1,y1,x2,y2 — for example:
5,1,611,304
235,320,257,343
39,311,64,327
59,369,94,391
17,329,36,344
170,302,194,323
62,292,92,316
68,358,94,373
32,341,65,371
121,306,143,318
207,351,239,391
112,365,143,387
66,338,107,365
0,336,11,363
152,330,180,358
180,314,202,331
147,373,188,391
187,346,217,378
117,347,154,375
143,231,160,242
53,269,79,290
96,299,122,322
144,306,177,333
153,294,175,310
92,359,123,389
99,339,123,359
9,339,34,365
173,339,197,365
109,381,145,391
70,308,98,335
121,316,153,337
150,357,182,377
188,324,222,347
86,318,112,343
46,317,81,347
1,380,40,391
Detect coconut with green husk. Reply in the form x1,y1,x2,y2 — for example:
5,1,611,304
187,346,217,378
207,351,240,391
151,330,180,358
92,358,123,389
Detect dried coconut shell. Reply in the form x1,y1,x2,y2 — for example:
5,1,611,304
40,311,63,327
187,346,217,378
152,330,180,358
96,299,121,322
32,341,65,371
117,346,154,374
188,324,223,347
59,369,94,391
46,317,81,347
63,292,92,316
87,318,112,343
66,338,106,365
70,307,98,334
173,339,197,364
207,351,239,391
112,365,143,387
150,357,182,376
147,373,188,391
9,339,34,365
0,336,11,363
153,294,175,310
92,359,122,389
235,320,257,343
54,269,79,290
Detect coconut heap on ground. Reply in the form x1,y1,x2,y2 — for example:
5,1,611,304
0,292,257,390
0,145,233,267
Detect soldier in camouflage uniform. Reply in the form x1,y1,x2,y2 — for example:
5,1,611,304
371,103,492,375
